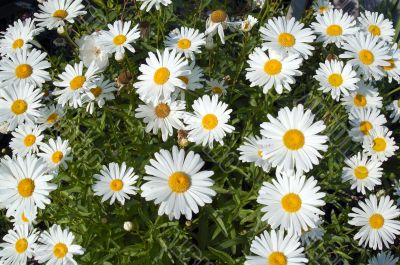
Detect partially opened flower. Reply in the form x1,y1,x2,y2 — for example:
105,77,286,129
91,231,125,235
138,0,172,12
205,10,229,44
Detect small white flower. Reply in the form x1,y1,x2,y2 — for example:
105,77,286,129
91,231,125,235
387,99,400,123
135,98,185,141
165,27,206,60
10,124,45,156
184,95,234,148
237,135,271,172
38,137,72,170
77,33,110,71
205,10,229,44
138,0,172,12
92,162,138,205
241,15,258,32
362,127,398,162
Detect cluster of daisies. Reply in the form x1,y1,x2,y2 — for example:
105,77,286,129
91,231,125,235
0,0,399,264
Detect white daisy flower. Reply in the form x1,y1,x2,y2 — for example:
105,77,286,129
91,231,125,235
37,104,64,128
368,252,399,265
53,61,98,108
300,219,324,246
314,59,359,101
340,32,390,80
92,162,138,205
34,224,84,264
9,124,45,156
34,0,87,30
359,11,395,43
172,63,204,99
257,170,326,236
134,49,189,102
205,78,228,96
348,195,400,250
245,229,308,265
383,44,400,83
348,108,387,142
0,155,57,219
83,76,116,114
135,98,185,141
184,95,234,148
260,104,328,173
311,9,358,47
237,135,271,172
137,0,172,12
260,16,316,59
165,27,206,60
97,20,140,56
0,18,42,55
342,152,383,194
246,47,302,94
362,127,398,162
387,99,400,123
341,81,383,112
0,48,50,88
241,15,258,32
205,10,229,44
0,83,43,131
11,209,37,227
38,137,72,170
141,146,216,220
312,0,334,15
0,225,38,265
77,33,110,72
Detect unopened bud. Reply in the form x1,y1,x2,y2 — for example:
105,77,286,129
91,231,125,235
123,221,133,231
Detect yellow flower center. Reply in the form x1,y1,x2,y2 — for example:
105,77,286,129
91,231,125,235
153,67,170,85
177,38,192,49
368,25,381,36
21,213,29,223
358,49,374,65
15,238,28,254
210,10,227,23
168,171,191,193
178,76,189,84
328,73,343,87
354,165,369,180
372,137,387,152
353,94,367,107
23,134,36,147
17,178,35,198
278,33,296,47
113,34,127,45
283,129,305,150
51,151,64,164
154,103,171,118
90,86,103,98
53,9,68,19
70,75,86,90
53,243,68,259
281,193,302,213
202,114,218,130
319,6,328,13
369,213,384,229
12,39,24,49
383,59,395,71
264,59,282,75
109,179,124,191
268,251,287,265
211,86,223,94
257,149,263,158
11,100,28,115
47,113,59,124
326,24,342,36
15,64,33,79
359,121,373,135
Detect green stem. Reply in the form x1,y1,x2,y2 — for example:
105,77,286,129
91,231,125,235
386,86,400,96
